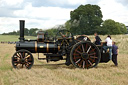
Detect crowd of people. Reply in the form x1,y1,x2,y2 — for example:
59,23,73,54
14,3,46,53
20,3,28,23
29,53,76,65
94,33,118,66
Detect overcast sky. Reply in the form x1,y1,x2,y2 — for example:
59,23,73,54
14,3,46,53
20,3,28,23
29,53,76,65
0,0,128,34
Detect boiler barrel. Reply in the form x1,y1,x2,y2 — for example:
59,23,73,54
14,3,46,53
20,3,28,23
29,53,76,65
16,41,60,53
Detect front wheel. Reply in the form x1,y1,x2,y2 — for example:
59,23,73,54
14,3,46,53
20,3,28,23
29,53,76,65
70,41,101,69
12,50,34,69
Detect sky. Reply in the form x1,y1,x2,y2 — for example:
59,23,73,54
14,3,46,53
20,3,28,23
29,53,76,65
0,0,128,34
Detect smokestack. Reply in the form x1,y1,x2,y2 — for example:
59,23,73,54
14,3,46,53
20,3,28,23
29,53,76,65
19,20,25,42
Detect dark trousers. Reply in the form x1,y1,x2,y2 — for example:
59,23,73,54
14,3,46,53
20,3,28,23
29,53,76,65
112,54,118,66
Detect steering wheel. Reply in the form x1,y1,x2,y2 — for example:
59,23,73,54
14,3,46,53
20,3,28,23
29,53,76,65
55,30,74,46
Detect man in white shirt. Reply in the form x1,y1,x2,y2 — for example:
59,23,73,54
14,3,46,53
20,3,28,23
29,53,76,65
103,35,112,60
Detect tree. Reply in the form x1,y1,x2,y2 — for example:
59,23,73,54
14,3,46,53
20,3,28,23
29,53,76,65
65,20,71,31
45,25,65,37
46,28,58,37
24,28,29,36
118,23,127,34
69,4,103,35
101,19,127,34
29,28,38,36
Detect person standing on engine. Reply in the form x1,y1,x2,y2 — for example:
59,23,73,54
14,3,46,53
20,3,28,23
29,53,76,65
103,35,113,60
94,32,102,45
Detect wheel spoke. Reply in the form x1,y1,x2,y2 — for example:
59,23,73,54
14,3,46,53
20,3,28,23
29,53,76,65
79,60,83,67
22,52,25,58
83,61,85,68
25,64,29,68
85,44,88,51
85,60,89,68
73,53,80,56
65,32,68,36
27,59,32,61
25,55,30,59
14,61,20,63
89,48,95,53
87,46,91,53
16,53,21,58
77,45,82,52
14,63,19,66
75,59,81,64
76,40,81,42
19,53,23,59
61,40,64,45
14,57,18,59
25,62,29,67
75,50,82,55
82,44,85,53
73,57,81,59
90,56,97,59
88,60,93,66
65,39,69,46
60,32,65,38
25,62,31,68
21,64,24,68
89,53,96,56
88,57,95,63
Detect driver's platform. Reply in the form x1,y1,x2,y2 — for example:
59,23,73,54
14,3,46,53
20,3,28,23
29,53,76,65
96,45,110,63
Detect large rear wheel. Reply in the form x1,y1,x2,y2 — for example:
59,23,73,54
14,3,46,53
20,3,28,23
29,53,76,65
70,41,101,69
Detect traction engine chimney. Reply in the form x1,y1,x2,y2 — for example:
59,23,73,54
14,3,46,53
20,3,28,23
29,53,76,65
19,20,25,42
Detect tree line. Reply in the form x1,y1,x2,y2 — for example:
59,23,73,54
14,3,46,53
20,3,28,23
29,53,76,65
2,27,61,37
2,4,127,36
2,28,38,36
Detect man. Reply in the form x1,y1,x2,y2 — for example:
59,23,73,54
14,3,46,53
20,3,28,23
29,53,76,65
112,42,118,66
94,32,102,45
103,35,112,60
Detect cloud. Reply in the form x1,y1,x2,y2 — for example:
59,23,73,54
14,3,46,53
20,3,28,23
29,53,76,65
0,0,25,17
23,0,101,8
0,0,24,9
116,0,128,6
98,0,128,25
13,3,72,20
0,0,128,34
24,0,85,8
0,2,73,33
0,17,19,33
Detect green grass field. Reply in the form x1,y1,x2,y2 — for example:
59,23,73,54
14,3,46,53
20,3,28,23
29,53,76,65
0,35,36,42
0,35,128,85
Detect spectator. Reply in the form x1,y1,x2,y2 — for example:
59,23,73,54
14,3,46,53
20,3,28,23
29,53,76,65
94,32,102,45
112,42,118,66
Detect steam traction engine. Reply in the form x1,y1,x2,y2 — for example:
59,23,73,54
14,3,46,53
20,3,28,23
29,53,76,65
12,20,110,69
